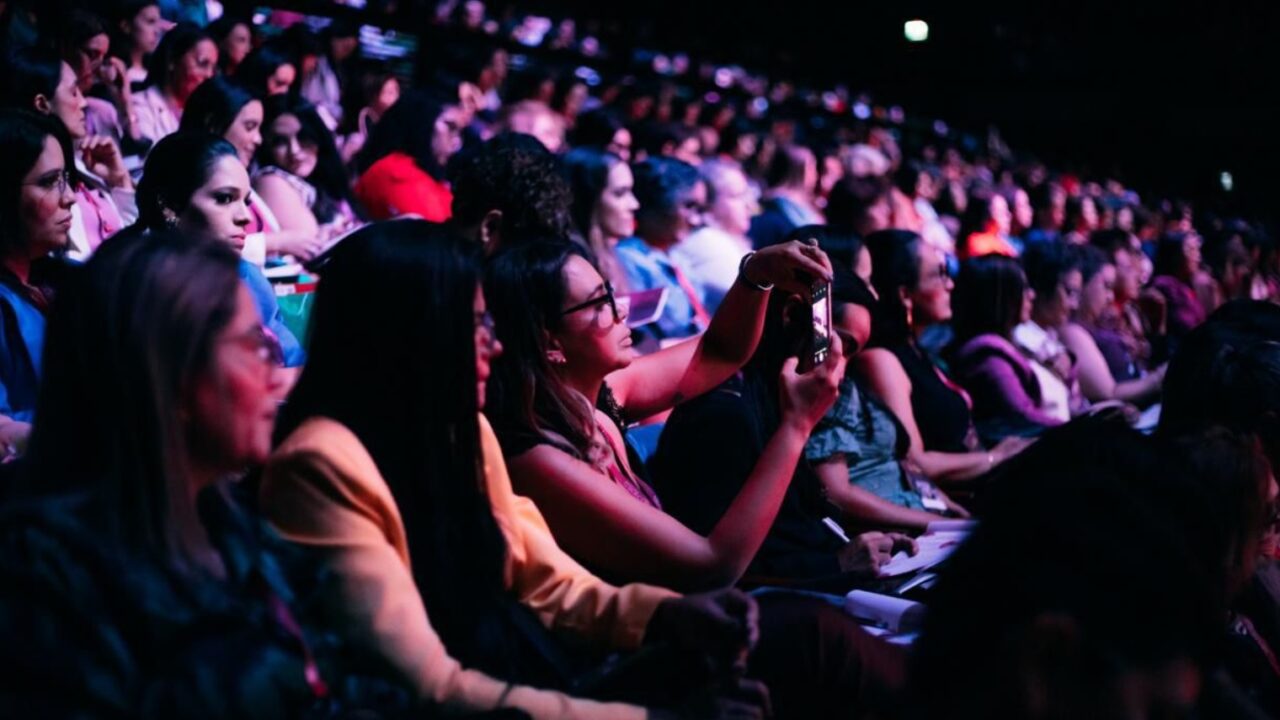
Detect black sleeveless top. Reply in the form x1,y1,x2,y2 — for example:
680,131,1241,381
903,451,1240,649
888,341,977,453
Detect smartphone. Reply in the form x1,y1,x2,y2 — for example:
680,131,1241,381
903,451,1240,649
810,281,833,369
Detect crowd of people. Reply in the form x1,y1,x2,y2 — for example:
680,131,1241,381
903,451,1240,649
0,0,1278,718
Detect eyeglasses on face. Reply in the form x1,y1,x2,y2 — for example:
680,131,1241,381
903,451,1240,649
561,281,622,325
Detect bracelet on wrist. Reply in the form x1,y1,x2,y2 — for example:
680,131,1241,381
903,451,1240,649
738,252,774,292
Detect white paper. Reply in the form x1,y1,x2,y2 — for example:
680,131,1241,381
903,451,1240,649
877,530,968,578
844,590,926,633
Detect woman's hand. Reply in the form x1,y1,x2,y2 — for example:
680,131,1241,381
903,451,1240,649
742,239,833,296
991,434,1034,465
837,531,918,575
81,136,132,190
648,590,760,675
778,333,846,434
270,232,328,262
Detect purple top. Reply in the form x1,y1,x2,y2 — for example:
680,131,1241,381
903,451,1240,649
1152,275,1207,339
952,333,1064,430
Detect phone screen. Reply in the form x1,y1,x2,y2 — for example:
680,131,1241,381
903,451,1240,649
811,282,832,367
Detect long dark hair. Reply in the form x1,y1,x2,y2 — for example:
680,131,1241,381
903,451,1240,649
354,89,449,178
179,75,258,137
561,146,622,243
0,46,62,112
951,255,1028,342
143,22,210,92
234,43,294,99
0,109,73,258
484,239,611,467
258,95,357,224
864,229,926,348
134,132,239,231
277,219,510,668
18,230,242,577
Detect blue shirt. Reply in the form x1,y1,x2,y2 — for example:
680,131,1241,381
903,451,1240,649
0,260,73,422
615,237,705,349
238,261,306,368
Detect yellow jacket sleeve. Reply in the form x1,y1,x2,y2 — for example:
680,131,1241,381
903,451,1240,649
478,414,679,650
260,417,647,720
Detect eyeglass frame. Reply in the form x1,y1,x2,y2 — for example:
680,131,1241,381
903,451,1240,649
561,281,623,325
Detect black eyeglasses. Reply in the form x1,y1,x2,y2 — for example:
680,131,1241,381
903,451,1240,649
561,282,621,324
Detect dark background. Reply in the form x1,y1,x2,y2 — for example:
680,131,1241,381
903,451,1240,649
536,0,1279,223
250,0,1278,223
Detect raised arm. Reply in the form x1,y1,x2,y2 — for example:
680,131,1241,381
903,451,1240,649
609,240,833,420
509,347,844,592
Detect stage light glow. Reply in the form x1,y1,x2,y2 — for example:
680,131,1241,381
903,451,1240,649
905,20,929,42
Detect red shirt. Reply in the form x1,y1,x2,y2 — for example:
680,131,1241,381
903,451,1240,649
354,152,453,222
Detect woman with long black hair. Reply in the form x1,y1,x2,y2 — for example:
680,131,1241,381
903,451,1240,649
261,219,767,719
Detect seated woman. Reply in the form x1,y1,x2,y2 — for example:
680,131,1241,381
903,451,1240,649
1152,230,1210,355
616,157,711,348
255,96,361,248
1059,244,1165,407
0,111,77,454
562,147,639,292
950,254,1063,442
260,220,763,718
859,230,1030,484
807,268,967,532
487,236,913,717
1,47,137,260
131,132,304,368
234,43,297,99
180,76,327,263
352,90,462,222
128,23,218,150
671,159,757,313
1089,229,1162,377
957,188,1017,259
1014,241,1087,422
0,231,408,716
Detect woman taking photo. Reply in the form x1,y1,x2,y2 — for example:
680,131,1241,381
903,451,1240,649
261,219,768,719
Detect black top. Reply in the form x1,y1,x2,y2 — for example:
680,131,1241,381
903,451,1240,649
887,341,977,454
0,486,419,718
649,373,846,584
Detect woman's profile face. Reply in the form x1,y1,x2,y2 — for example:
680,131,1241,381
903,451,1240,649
1080,265,1116,321
594,161,639,241
553,255,634,381
48,62,88,140
224,100,263,167
185,284,283,476
18,135,76,256
172,39,218,99
178,155,252,251
909,243,953,327
222,23,252,69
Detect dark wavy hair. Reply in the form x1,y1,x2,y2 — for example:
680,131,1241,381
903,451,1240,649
18,230,242,577
276,219,512,671
258,95,358,224
449,132,573,246
133,132,238,232
484,239,612,466
354,89,449,178
863,229,926,348
0,46,63,112
143,22,211,93
179,75,258,138
951,254,1029,342
0,109,74,257
234,42,295,99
